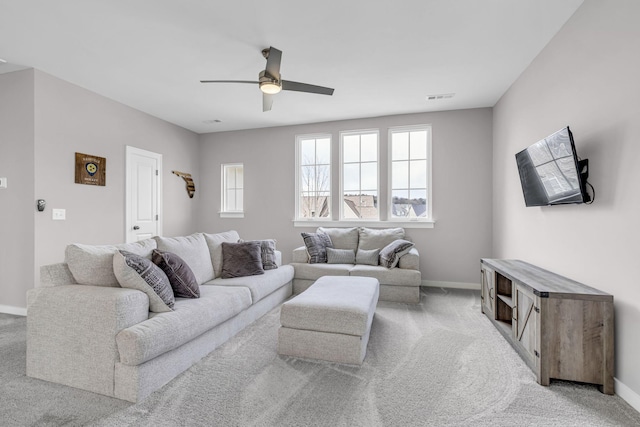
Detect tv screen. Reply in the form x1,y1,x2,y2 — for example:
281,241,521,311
515,127,590,206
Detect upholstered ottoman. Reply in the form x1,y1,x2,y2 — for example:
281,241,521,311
277,276,379,365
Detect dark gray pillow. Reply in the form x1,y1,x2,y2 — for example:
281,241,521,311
152,250,200,298
379,240,415,268
301,232,333,263
356,248,380,266
114,250,175,312
326,248,356,264
239,239,278,270
221,242,265,279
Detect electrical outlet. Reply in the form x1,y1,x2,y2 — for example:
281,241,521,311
0,177,7,189
52,209,66,220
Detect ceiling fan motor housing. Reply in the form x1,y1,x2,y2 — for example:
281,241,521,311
259,70,282,94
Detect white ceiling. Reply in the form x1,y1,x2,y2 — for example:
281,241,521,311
0,0,583,134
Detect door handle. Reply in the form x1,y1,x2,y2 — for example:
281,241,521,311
133,226,140,230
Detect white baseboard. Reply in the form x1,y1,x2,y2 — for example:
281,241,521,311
0,304,27,316
422,280,480,290
615,378,640,412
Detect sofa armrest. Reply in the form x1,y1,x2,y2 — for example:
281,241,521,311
398,248,419,270
26,285,149,397
292,246,309,263
40,263,77,287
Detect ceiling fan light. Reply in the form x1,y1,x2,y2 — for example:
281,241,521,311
260,81,281,94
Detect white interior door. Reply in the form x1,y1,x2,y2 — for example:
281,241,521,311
126,146,162,242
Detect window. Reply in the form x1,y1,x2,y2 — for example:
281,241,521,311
296,135,331,219
389,125,431,220
341,130,379,220
221,163,243,217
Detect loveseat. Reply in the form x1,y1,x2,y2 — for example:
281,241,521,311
26,230,294,402
290,227,421,303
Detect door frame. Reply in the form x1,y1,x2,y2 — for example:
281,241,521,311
125,146,163,242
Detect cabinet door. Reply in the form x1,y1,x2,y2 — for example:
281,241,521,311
514,284,538,369
481,266,495,316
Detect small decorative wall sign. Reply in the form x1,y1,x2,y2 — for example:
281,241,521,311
172,170,195,198
75,152,106,186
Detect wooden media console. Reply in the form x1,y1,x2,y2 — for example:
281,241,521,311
480,259,614,394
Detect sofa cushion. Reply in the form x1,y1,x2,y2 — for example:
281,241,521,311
116,285,252,366
152,250,200,298
203,230,241,278
326,248,356,264
65,239,157,287
221,241,264,279
317,227,359,251
349,265,422,287
356,248,380,266
357,227,405,251
301,232,333,263
240,239,278,270
113,251,174,312
154,234,214,285
291,263,351,281
379,239,415,268
207,264,294,304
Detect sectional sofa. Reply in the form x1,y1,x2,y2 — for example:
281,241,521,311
290,227,422,303
26,230,294,402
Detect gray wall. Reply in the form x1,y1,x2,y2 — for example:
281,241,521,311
0,69,201,310
198,108,493,285
493,0,640,398
0,70,35,312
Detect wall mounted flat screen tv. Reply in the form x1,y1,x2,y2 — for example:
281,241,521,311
515,126,590,206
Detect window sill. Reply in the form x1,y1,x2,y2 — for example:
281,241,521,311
293,219,435,229
219,212,244,219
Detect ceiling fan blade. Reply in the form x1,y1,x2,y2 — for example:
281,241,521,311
200,80,259,84
264,47,282,79
282,80,334,96
263,93,274,112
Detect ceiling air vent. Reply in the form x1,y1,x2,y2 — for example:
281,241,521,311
426,93,455,101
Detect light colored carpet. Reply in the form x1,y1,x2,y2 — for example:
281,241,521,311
2,288,639,426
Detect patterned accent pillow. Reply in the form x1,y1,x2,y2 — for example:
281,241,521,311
239,239,278,270
326,248,356,264
152,250,200,298
356,248,380,266
113,250,174,312
379,240,415,269
301,232,333,264
221,242,265,279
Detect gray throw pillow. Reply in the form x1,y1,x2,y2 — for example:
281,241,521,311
301,232,333,263
239,239,278,270
113,250,174,312
379,240,415,269
326,248,356,264
152,250,200,298
221,242,265,279
356,248,380,266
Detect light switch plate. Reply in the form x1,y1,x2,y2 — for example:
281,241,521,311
52,209,66,220
0,177,6,189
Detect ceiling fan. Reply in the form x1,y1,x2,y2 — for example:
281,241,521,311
200,46,334,112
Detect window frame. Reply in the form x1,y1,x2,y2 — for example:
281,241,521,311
339,129,380,221
388,124,433,223
220,163,244,218
294,133,333,222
